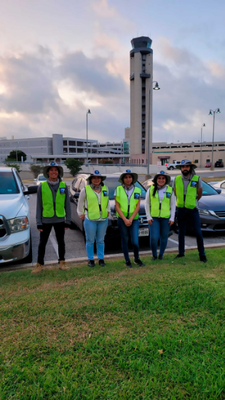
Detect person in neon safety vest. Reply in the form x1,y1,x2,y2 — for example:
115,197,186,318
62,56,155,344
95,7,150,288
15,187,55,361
77,170,110,267
145,171,176,260
174,159,207,262
115,170,144,268
31,162,71,274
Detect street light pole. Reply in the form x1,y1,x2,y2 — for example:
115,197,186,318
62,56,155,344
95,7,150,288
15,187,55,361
147,81,160,175
209,108,221,170
200,123,205,168
86,109,91,165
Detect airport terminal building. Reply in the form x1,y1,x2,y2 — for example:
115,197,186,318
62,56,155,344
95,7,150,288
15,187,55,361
0,134,129,164
1,133,225,167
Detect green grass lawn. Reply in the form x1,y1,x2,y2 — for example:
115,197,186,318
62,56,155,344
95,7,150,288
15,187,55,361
0,249,225,399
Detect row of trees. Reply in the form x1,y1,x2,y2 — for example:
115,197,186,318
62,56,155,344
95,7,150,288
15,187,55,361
5,150,27,162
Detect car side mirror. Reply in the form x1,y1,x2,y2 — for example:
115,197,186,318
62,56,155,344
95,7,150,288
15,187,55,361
216,188,221,194
24,186,38,195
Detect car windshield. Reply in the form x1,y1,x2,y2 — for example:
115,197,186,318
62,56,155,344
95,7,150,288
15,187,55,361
0,172,19,194
104,177,146,200
202,180,218,196
38,175,47,181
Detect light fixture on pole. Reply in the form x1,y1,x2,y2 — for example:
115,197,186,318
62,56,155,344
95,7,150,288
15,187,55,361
208,108,221,170
86,109,91,165
147,81,160,175
200,123,205,168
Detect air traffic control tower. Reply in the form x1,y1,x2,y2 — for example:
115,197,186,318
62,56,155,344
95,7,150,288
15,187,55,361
130,36,153,165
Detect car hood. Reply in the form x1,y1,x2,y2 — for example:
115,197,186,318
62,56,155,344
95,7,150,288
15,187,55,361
0,194,26,219
199,194,225,211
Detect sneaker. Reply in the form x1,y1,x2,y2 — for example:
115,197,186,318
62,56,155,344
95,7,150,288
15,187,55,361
158,255,163,260
134,259,145,267
152,256,157,261
174,254,185,259
59,260,70,270
31,263,43,274
125,260,132,268
200,255,207,263
99,259,106,266
88,260,95,267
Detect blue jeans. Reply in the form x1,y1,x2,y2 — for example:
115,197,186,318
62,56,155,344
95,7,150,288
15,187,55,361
117,217,139,262
149,217,170,258
84,218,108,260
177,208,205,256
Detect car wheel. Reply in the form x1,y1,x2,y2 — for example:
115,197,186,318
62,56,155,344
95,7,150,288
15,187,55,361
169,166,174,170
23,234,33,263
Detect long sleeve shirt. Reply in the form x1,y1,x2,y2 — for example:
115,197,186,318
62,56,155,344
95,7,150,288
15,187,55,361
77,186,111,221
145,185,176,221
36,181,71,226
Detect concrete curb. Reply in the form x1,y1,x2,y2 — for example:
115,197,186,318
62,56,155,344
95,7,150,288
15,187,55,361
0,242,224,273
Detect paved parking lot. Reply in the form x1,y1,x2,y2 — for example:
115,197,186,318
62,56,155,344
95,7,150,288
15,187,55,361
28,194,225,264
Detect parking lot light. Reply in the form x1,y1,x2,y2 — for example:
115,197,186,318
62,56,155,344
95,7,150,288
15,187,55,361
208,108,221,170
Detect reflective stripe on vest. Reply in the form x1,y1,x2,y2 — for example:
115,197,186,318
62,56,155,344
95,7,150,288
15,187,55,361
85,185,108,220
150,185,172,218
42,181,66,217
175,175,199,209
116,186,141,220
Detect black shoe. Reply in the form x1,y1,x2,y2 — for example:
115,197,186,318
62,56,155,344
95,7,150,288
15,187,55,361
152,256,157,261
200,255,207,263
88,260,95,267
175,254,185,259
99,259,106,266
158,255,163,260
134,259,145,267
125,260,132,268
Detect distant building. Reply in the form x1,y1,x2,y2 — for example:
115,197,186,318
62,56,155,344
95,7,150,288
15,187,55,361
151,141,225,168
0,134,129,164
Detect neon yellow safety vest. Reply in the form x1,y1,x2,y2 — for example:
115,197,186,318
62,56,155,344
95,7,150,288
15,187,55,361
150,185,172,218
116,186,141,220
85,185,108,220
175,175,199,209
42,181,66,217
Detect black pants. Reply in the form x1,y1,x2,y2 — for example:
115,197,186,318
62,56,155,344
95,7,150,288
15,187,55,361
177,208,205,257
37,222,65,265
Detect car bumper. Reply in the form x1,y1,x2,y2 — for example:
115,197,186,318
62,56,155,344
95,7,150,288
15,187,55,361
0,230,30,263
199,215,225,232
106,220,173,241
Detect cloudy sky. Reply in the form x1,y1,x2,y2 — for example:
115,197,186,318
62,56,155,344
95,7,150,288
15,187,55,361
0,0,225,144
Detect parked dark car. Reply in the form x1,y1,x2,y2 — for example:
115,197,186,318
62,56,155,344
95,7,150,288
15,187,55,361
215,161,224,168
69,174,151,244
70,173,175,245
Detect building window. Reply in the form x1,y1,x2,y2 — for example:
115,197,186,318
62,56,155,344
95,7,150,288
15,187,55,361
194,159,198,163
69,141,75,146
69,148,75,153
63,140,67,145
63,148,68,153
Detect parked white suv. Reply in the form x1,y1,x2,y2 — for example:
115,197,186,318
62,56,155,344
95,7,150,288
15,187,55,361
0,167,33,264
